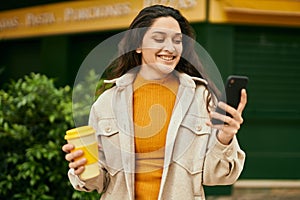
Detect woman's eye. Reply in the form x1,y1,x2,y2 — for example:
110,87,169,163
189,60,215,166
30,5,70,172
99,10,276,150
173,37,182,44
154,38,164,43
174,39,182,44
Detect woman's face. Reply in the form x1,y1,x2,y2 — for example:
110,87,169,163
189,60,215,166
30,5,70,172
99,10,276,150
137,17,183,80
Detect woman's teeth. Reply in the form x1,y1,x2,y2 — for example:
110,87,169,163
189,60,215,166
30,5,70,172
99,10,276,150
159,55,174,61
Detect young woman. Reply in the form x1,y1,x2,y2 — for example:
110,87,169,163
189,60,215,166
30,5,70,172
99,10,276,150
62,5,247,200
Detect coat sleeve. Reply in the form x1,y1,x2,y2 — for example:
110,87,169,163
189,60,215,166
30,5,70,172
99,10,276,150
67,167,108,193
67,103,110,193
202,130,246,186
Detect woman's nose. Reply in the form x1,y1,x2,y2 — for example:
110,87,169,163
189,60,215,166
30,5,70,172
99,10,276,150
163,39,175,52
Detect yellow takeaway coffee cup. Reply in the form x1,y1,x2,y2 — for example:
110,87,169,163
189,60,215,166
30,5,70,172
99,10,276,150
65,126,99,180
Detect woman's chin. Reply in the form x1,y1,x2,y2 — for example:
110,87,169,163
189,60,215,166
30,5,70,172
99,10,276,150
157,64,175,75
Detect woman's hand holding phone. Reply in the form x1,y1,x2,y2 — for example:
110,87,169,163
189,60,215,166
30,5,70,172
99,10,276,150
206,75,248,145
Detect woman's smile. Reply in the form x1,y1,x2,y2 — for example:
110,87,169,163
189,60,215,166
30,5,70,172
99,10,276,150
158,54,176,62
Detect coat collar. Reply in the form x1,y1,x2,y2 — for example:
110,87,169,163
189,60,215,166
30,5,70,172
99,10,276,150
104,68,208,88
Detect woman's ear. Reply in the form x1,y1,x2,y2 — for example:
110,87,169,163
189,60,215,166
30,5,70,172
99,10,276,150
136,48,142,54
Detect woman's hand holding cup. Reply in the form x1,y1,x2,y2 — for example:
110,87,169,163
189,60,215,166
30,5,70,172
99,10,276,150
62,143,87,175
62,126,99,180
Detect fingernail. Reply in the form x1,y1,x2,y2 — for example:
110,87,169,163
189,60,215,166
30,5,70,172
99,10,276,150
75,150,83,156
81,158,87,164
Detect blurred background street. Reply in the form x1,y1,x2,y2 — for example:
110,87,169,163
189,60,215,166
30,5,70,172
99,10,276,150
208,180,300,200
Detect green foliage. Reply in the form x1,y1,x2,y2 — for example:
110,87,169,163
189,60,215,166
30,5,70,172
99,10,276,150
72,70,113,126
0,73,101,199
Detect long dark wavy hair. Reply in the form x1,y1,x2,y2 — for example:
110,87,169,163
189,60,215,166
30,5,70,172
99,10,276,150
104,5,220,111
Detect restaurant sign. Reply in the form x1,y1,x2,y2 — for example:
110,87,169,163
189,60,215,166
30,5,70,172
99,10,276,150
0,0,206,40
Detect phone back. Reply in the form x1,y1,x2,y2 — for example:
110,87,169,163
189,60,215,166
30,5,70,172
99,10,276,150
226,75,248,109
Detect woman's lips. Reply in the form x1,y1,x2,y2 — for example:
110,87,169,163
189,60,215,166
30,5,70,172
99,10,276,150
158,55,176,61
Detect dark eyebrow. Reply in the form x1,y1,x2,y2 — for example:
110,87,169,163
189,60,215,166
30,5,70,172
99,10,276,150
174,33,182,37
152,31,167,35
151,31,182,36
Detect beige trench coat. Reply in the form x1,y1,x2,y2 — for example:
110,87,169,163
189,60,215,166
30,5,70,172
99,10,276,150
68,70,246,200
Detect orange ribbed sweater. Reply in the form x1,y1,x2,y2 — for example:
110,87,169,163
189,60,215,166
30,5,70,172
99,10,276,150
133,73,179,200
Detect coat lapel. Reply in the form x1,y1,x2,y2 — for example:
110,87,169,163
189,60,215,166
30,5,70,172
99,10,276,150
158,73,196,199
113,73,136,200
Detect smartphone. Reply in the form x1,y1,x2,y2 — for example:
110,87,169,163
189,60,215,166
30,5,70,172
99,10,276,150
211,75,248,125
